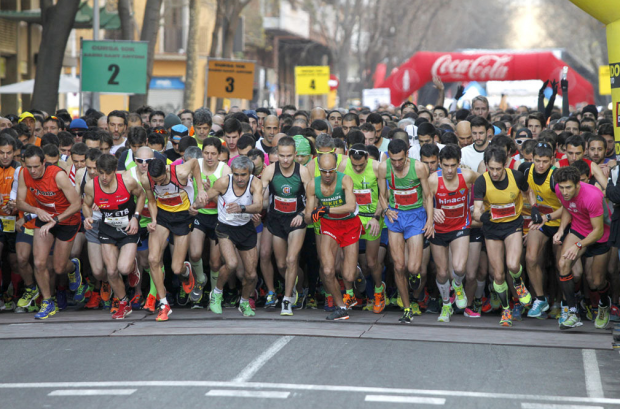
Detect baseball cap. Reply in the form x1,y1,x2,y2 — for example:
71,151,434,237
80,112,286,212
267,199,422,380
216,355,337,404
18,112,35,123
170,124,189,142
69,118,88,130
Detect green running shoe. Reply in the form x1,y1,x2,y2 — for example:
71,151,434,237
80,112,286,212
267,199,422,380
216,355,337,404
238,300,255,317
438,304,453,322
452,281,467,310
560,309,583,330
210,290,223,314
595,304,610,329
410,301,422,316
17,286,39,308
399,308,414,324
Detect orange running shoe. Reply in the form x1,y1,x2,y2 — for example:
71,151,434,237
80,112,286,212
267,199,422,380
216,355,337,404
373,283,386,314
343,293,358,309
156,303,172,321
84,292,101,309
180,262,195,295
100,281,112,302
128,258,140,288
143,294,156,313
110,297,120,314
112,300,132,319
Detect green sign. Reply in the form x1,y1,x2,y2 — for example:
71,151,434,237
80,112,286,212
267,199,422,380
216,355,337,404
81,40,148,94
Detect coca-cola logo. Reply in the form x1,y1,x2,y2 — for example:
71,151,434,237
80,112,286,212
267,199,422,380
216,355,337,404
431,54,512,81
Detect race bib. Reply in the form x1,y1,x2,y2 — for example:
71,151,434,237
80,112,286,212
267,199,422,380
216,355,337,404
274,196,297,213
523,215,532,230
105,215,129,229
204,200,217,209
490,203,516,220
158,193,183,207
354,189,372,206
539,205,554,214
394,189,418,208
141,207,151,218
0,216,16,233
225,212,252,223
443,203,465,219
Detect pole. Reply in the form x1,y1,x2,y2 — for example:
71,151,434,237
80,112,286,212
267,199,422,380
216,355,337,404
203,57,209,107
91,0,100,111
79,37,83,117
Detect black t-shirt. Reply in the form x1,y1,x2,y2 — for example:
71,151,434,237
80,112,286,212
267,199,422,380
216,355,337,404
518,162,556,189
259,140,275,155
474,168,528,200
164,148,181,162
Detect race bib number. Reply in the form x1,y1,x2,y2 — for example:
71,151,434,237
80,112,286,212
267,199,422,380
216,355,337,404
158,193,183,207
443,203,465,219
490,203,516,220
225,213,252,223
141,207,151,218
523,215,532,230
274,196,297,213
394,189,418,208
204,200,217,210
539,205,554,215
0,216,16,233
105,215,129,229
353,189,372,206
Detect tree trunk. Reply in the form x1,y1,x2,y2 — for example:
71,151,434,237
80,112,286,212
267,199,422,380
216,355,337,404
118,0,134,40
183,0,201,109
129,0,163,112
30,0,80,113
209,0,224,58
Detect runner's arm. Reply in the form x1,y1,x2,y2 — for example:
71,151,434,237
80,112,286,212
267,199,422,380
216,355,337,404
378,162,390,215
140,174,158,223
82,180,94,219
416,160,434,236
580,214,605,247
55,170,82,222
328,175,357,215
304,180,316,225
590,162,608,191
74,168,86,196
557,207,572,235
247,176,265,214
16,171,41,215
372,161,383,218
188,158,208,205
126,175,146,216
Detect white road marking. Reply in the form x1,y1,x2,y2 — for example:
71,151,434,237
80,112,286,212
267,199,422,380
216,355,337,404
48,389,136,396
1,381,619,405
365,395,445,404
582,349,604,398
522,403,603,409
231,336,294,383
206,390,289,399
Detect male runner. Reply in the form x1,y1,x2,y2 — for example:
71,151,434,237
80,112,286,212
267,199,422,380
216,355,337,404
82,154,145,319
379,139,434,324
17,146,82,319
556,135,607,188
261,136,312,315
428,145,479,322
553,166,612,330
204,156,263,317
473,147,537,327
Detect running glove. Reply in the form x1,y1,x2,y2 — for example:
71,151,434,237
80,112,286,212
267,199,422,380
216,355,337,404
311,206,329,223
531,206,544,224
480,211,491,224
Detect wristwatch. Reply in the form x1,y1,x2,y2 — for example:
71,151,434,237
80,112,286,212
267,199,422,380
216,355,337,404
575,242,582,249
373,215,380,221
52,216,59,224
545,214,551,222
134,212,141,222
240,205,246,213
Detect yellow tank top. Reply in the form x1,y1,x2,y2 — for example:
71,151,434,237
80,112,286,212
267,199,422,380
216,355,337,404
527,166,561,228
482,169,522,224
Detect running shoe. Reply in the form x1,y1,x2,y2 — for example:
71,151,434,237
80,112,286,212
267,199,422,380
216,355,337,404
560,309,583,330
128,258,140,288
480,297,492,313
156,303,172,321
112,300,132,319
343,293,358,309
373,283,386,314
611,304,620,322
223,289,239,308
102,299,112,311
324,295,335,312
74,283,89,303
56,289,67,311
527,298,549,318
595,303,611,329
34,299,56,320
17,286,39,308
489,291,501,310
353,266,366,297
130,294,144,310
464,307,481,318
306,295,317,309
548,303,562,320
100,281,112,302
452,281,467,310
191,300,204,309
513,280,532,307
399,308,414,324
293,293,305,309
111,297,120,314
143,294,156,313
176,288,189,306
239,300,255,317
209,290,223,314
14,306,26,313
473,298,483,314
326,308,349,320
281,299,293,316
408,273,421,292
53,296,58,313
0,297,4,311
85,292,102,309
68,258,82,292
512,302,524,321
362,298,373,311
580,300,594,321
426,298,441,314
265,291,278,308
438,304,453,322
180,262,195,295
500,308,512,327
410,301,422,316
190,280,205,303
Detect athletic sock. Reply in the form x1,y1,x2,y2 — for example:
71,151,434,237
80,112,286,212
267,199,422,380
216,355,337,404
492,281,510,309
475,280,486,299
240,297,248,304
437,280,451,304
374,284,384,293
346,289,354,297
210,270,219,289
146,268,156,297
536,295,546,302
452,273,464,287
509,265,523,281
120,296,128,303
190,259,206,284
559,274,577,309
214,287,223,294
159,297,169,306
325,293,332,297
598,282,611,307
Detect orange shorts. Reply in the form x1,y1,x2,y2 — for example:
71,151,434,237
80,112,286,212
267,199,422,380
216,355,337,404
320,216,363,248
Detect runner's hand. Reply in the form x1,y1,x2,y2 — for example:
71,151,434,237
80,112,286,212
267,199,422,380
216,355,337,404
197,191,209,206
480,211,491,224
36,208,53,222
366,218,380,237
125,217,139,235
226,203,242,214
15,217,24,233
433,208,445,224
528,222,544,232
147,221,157,233
39,221,54,237
423,219,435,239
454,84,465,101
311,206,329,223
385,209,398,223
539,80,549,95
530,206,543,224
432,75,444,91
290,214,304,228
188,203,199,216
84,217,94,230
550,79,558,95
552,230,563,246
563,244,579,261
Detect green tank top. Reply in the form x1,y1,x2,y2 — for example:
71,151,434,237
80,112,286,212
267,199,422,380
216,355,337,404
195,159,224,215
269,162,305,214
125,150,136,170
386,158,423,210
314,172,354,220
314,153,343,177
129,167,151,228
345,158,378,217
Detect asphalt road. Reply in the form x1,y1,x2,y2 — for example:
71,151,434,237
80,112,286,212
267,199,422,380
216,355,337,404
1,333,619,409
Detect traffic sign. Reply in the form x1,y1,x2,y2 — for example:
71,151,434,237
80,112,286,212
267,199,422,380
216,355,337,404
207,59,255,100
295,66,330,95
81,40,148,94
329,74,339,91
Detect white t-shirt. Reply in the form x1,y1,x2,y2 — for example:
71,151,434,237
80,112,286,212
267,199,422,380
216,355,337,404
409,142,445,161
461,144,486,171
110,138,127,155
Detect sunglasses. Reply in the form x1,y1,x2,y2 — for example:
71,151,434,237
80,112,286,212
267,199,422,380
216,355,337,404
71,130,85,137
153,128,167,134
318,167,337,174
515,138,529,145
349,148,368,156
135,158,154,164
537,142,551,148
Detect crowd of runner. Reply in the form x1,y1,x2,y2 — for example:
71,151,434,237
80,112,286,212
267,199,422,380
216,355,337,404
0,76,619,331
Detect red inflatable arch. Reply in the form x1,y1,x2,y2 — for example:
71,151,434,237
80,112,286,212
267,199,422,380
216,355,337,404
377,51,595,107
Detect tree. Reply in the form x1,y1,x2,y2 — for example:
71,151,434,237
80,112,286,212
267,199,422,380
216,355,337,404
128,0,163,112
183,0,201,110
117,0,134,41
31,0,81,113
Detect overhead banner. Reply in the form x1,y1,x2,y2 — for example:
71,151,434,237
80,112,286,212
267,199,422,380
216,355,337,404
377,51,595,106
